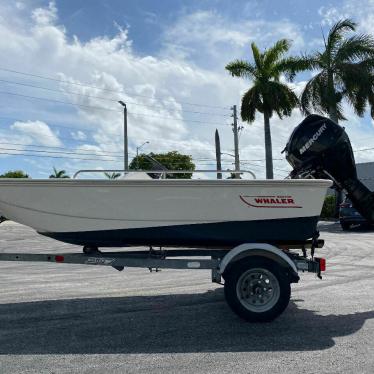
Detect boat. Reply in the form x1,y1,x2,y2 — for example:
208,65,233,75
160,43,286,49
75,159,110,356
0,177,331,248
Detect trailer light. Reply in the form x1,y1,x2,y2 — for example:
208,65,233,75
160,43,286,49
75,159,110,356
55,255,65,263
319,258,326,272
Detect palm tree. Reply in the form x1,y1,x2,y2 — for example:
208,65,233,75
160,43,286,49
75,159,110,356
226,39,301,179
300,19,374,123
104,172,121,179
49,167,70,179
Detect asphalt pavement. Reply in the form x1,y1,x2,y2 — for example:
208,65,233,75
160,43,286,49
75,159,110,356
0,221,374,373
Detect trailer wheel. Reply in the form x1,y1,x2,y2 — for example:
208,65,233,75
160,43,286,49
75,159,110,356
341,222,351,231
224,257,291,322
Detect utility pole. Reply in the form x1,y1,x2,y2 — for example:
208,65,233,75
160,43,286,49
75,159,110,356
215,129,222,179
118,101,128,171
231,105,240,179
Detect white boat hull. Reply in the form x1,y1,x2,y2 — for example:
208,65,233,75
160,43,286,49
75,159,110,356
0,179,332,247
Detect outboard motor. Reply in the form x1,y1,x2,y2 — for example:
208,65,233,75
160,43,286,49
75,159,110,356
285,114,374,223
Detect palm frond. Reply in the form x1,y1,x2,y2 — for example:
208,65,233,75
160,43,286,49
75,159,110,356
335,34,374,63
345,87,367,117
229,39,303,123
240,86,262,122
251,42,263,70
264,82,299,119
359,76,374,119
368,90,374,119
263,39,291,67
225,60,257,79
337,61,373,92
275,54,320,81
327,19,356,53
300,72,327,115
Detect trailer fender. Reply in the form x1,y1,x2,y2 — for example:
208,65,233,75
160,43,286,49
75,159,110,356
220,243,299,282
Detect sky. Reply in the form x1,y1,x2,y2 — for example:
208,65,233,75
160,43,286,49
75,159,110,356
0,0,374,179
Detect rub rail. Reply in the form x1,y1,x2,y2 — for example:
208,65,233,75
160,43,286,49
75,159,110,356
73,169,256,179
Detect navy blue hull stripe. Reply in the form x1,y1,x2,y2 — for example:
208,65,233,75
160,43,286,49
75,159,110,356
40,216,320,248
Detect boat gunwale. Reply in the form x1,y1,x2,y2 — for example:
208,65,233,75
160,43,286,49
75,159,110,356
0,178,333,187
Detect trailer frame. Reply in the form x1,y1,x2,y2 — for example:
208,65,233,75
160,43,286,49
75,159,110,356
0,239,326,322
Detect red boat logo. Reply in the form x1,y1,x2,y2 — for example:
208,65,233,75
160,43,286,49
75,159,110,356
240,195,302,208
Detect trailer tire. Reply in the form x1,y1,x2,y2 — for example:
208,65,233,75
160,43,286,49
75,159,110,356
341,222,351,231
224,257,291,322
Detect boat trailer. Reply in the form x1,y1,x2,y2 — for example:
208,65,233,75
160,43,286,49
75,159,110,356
0,239,325,322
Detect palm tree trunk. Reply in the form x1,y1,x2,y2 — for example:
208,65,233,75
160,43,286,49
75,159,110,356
329,100,343,215
327,70,342,214
327,70,339,124
263,111,274,179
328,105,339,124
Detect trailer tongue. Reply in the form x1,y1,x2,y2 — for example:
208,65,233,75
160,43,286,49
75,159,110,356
285,114,374,223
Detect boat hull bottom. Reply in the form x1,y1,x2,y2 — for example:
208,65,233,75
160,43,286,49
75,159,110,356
39,216,320,248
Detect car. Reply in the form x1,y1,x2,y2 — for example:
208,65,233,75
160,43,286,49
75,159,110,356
339,197,368,230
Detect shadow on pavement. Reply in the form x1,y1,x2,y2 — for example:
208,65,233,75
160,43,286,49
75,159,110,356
319,221,374,234
0,289,373,354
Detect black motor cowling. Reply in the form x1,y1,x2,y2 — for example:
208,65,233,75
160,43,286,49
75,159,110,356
285,114,374,223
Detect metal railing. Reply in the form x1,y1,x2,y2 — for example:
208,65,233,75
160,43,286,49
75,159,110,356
73,169,256,179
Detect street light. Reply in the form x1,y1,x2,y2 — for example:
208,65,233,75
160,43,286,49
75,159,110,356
136,141,150,169
118,100,128,171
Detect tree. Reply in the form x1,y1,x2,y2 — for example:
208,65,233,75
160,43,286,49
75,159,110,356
0,170,29,178
130,151,195,179
49,167,70,179
299,19,374,123
104,172,121,179
226,39,301,179
0,170,29,220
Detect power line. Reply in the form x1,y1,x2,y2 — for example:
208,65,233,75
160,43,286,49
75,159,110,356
0,150,119,162
240,157,284,162
0,90,230,127
0,141,124,155
0,78,231,117
0,90,120,112
240,161,290,174
0,146,124,158
128,111,230,125
0,143,230,163
0,150,239,167
354,147,374,153
0,115,98,134
0,67,230,110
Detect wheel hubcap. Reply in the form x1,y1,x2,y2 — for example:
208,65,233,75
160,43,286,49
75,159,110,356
236,268,280,312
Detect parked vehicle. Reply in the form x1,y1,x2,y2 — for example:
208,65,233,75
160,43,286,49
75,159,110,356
339,197,369,230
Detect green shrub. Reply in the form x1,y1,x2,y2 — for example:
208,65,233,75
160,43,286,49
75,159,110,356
0,170,29,178
320,194,336,219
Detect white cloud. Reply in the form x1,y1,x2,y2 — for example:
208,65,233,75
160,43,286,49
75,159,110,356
0,2,373,178
15,2,26,11
161,10,305,69
71,130,87,141
318,6,350,26
11,120,61,147
318,0,374,36
31,1,58,26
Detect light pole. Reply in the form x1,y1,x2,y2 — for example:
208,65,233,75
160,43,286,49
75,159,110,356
136,141,150,169
118,100,128,171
